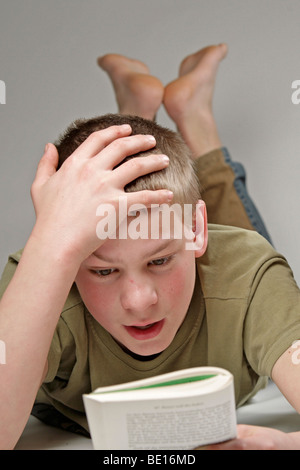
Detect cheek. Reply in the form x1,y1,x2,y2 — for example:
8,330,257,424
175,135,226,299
162,262,194,304
75,274,116,321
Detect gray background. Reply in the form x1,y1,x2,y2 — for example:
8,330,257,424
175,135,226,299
0,0,299,283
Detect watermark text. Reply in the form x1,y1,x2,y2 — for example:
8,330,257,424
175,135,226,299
291,340,300,365
0,80,6,104
0,340,6,364
291,80,300,105
96,198,203,251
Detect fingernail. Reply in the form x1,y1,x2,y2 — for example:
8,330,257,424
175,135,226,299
161,155,169,163
121,124,131,131
146,135,156,143
166,190,173,201
44,143,50,152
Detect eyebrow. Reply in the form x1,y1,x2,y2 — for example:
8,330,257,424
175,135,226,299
92,239,179,264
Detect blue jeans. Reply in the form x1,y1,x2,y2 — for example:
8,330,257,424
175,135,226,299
222,148,273,245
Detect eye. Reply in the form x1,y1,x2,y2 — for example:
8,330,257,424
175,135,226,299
94,268,116,277
149,256,171,267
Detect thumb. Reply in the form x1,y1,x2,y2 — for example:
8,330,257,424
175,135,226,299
34,143,59,185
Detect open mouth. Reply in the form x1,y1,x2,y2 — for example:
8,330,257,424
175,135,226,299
133,323,156,330
124,319,164,340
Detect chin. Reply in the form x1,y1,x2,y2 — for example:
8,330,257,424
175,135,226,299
128,336,174,358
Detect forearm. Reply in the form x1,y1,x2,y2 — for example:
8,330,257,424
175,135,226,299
0,231,80,449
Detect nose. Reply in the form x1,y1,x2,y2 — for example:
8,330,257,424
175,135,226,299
120,277,158,313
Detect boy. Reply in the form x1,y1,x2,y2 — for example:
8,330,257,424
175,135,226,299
0,45,300,450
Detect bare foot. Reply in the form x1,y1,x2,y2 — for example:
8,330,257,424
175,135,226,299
163,44,228,158
98,54,164,120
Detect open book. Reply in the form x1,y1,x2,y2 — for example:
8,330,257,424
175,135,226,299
83,367,236,450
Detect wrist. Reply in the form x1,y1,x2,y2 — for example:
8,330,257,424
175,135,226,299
27,224,83,277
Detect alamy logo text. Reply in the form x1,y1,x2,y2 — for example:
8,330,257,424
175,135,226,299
0,80,6,104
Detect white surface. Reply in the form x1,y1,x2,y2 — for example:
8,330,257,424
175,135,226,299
14,381,300,450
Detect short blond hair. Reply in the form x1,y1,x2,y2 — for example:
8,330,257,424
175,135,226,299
55,114,201,206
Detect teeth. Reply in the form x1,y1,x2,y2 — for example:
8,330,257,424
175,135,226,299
135,323,154,330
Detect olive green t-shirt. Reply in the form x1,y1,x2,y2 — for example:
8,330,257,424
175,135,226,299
1,224,300,433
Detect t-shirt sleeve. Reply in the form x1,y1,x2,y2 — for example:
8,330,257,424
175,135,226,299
244,255,300,377
0,251,77,384
0,252,22,299
44,317,77,383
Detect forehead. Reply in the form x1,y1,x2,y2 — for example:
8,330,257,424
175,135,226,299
96,202,194,243
92,236,185,264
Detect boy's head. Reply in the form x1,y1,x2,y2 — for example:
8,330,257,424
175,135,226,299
55,113,201,207
55,114,207,358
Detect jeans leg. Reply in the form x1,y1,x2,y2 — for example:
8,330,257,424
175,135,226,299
222,148,273,245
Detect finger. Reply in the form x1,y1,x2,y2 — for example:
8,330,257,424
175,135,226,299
205,438,253,450
34,143,59,186
113,153,170,187
71,124,132,160
125,189,173,209
96,134,157,169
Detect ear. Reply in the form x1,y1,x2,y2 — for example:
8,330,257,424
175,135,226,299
193,200,208,258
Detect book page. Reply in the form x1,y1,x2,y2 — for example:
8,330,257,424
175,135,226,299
86,383,236,450
127,398,235,449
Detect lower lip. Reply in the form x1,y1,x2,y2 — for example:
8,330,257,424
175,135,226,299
124,319,165,340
